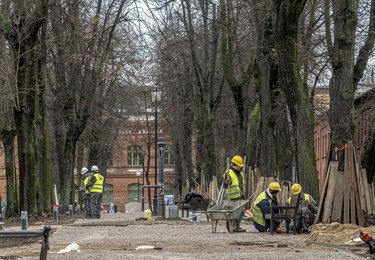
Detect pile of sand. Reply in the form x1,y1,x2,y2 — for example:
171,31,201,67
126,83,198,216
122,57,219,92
306,222,375,244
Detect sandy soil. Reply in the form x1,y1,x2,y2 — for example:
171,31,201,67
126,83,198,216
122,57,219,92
0,212,371,260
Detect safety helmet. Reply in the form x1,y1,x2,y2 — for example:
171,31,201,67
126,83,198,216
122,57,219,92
91,165,99,172
268,182,281,191
231,155,244,167
291,183,302,195
80,167,88,175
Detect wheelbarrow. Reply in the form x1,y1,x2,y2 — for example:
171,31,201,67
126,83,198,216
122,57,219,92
206,199,249,233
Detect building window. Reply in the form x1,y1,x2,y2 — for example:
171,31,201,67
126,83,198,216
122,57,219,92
127,183,141,202
164,145,175,166
127,146,142,166
107,151,113,166
102,184,114,205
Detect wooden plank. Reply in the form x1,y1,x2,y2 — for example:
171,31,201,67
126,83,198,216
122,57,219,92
366,182,375,213
350,188,356,224
331,170,344,223
362,169,372,214
315,162,332,224
322,162,338,223
349,142,364,226
352,140,366,213
356,163,366,212
343,149,350,223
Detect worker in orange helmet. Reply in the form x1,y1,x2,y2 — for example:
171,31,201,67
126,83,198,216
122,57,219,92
252,182,281,232
287,183,317,233
223,155,246,232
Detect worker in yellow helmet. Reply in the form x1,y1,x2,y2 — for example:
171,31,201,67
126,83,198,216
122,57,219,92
223,155,246,232
287,183,317,233
252,182,281,232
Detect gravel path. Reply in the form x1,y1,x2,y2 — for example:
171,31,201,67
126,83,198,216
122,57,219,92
3,212,366,259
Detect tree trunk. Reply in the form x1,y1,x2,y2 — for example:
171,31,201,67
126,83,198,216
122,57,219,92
328,1,358,170
273,0,319,197
37,18,52,212
0,130,18,217
3,0,48,214
61,132,79,207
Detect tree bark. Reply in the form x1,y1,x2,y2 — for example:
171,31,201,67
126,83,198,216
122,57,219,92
2,0,48,213
326,0,358,170
0,130,18,217
181,0,223,186
273,0,319,197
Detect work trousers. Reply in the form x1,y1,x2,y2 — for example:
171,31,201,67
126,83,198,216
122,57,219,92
82,193,91,218
253,221,269,232
291,206,315,231
90,192,101,219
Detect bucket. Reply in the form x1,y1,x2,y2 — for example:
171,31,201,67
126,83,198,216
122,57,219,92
190,213,201,222
144,209,152,220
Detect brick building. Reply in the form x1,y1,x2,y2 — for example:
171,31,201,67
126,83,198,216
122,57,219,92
0,115,176,213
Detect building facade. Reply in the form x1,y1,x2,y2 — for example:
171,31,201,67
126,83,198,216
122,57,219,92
0,117,175,213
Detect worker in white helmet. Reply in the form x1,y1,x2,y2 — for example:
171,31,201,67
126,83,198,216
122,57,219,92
80,167,91,218
86,165,104,219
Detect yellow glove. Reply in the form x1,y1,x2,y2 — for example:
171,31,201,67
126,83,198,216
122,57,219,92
305,200,311,206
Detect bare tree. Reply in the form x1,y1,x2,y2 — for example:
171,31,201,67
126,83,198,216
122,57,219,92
0,0,48,213
273,0,319,196
325,0,375,171
47,0,130,208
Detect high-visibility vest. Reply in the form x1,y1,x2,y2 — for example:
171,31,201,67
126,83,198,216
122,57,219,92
83,177,91,194
287,193,310,205
252,191,272,227
91,173,104,193
223,169,244,200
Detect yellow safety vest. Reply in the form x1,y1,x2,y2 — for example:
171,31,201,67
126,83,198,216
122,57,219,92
83,177,90,194
252,191,272,227
91,173,104,193
223,169,244,200
287,193,309,205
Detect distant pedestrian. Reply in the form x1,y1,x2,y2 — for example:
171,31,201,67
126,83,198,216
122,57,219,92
80,167,91,218
86,165,104,219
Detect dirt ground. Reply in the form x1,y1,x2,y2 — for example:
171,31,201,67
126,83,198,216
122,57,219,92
0,212,373,259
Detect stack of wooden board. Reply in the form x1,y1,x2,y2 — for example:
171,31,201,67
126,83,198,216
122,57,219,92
315,141,374,226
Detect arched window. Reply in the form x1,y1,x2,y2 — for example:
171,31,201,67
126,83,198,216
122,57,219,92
128,183,141,203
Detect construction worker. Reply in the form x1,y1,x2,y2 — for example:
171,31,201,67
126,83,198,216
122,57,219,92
86,165,104,219
252,182,281,232
80,167,91,218
287,183,317,233
223,155,246,232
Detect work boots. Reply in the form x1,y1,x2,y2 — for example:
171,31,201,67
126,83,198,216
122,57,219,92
233,219,246,232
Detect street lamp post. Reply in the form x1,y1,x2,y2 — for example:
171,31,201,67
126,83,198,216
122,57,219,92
157,137,166,218
141,147,146,211
136,169,141,202
151,88,161,216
